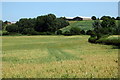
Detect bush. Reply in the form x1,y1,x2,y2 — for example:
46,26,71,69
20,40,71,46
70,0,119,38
22,28,38,35
6,24,19,33
96,37,120,46
80,30,85,35
55,30,62,35
2,31,9,35
70,27,81,35
63,31,72,36
88,36,97,43
86,30,93,35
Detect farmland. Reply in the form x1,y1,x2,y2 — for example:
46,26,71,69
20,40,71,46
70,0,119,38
2,35,118,78
61,20,94,32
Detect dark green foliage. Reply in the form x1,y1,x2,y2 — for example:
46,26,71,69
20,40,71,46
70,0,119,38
63,31,71,36
116,16,120,20
115,20,120,35
55,30,62,35
111,17,115,20
14,14,69,35
89,36,120,46
96,37,120,46
6,24,19,33
88,16,119,46
100,16,111,20
92,17,117,39
0,20,7,30
35,14,56,32
2,31,9,35
0,20,2,30
22,28,38,35
88,36,97,43
16,18,36,33
86,30,93,35
69,27,81,35
91,16,97,20
80,30,85,35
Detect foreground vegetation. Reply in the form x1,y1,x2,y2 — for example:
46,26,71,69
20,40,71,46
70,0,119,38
2,35,118,78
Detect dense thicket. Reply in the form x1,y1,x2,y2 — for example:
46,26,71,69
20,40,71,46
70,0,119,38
5,14,69,35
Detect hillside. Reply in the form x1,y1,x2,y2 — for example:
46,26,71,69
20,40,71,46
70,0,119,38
61,20,94,32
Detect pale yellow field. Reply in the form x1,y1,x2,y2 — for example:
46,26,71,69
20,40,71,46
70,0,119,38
2,35,118,78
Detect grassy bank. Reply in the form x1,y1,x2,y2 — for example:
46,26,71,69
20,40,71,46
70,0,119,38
61,20,94,32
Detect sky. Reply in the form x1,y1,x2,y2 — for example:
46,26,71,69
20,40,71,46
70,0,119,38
2,2,118,22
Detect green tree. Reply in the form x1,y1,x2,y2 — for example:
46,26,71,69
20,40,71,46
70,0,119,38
100,16,111,20
70,27,81,35
116,16,120,20
91,16,97,20
6,24,19,33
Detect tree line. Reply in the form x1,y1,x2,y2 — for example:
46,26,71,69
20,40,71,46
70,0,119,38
2,14,69,35
1,15,120,36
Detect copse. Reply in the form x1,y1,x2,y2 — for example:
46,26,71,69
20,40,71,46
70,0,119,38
16,18,36,33
13,13,69,35
35,14,69,33
89,16,117,43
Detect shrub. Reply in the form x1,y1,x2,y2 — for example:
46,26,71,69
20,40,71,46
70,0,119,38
86,30,93,35
88,36,97,43
6,24,19,33
70,27,81,35
80,30,85,35
63,31,72,36
96,37,120,46
55,30,62,35
2,31,9,35
22,28,38,35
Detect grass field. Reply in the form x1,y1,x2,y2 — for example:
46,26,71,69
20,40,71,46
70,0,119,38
2,35,118,78
61,20,94,32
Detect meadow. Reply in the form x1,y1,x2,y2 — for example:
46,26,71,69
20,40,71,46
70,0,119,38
61,20,94,32
2,35,118,78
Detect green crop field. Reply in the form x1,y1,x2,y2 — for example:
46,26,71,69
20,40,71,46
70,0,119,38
61,20,94,32
2,35,118,78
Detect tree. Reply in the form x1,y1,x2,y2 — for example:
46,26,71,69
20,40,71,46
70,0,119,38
22,28,37,35
6,24,19,33
35,14,56,32
100,16,111,20
16,18,36,33
0,20,3,30
111,17,115,20
35,14,69,33
116,16,120,20
92,17,117,39
91,16,97,20
70,27,81,35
